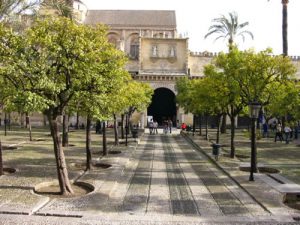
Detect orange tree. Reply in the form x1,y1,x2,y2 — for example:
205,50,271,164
0,18,129,195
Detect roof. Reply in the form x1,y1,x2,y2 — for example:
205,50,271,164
84,10,176,28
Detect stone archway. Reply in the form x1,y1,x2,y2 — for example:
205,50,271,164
147,87,176,126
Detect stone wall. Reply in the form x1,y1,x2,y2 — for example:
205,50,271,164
140,38,188,74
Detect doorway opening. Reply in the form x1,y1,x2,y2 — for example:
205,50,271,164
147,87,176,126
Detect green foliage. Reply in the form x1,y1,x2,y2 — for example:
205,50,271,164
0,0,40,22
266,81,300,121
0,17,131,119
40,0,74,19
176,76,227,116
175,77,194,113
204,11,253,48
124,81,153,114
213,47,296,106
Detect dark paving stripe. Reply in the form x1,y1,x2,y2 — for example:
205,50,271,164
162,136,199,215
122,138,154,213
174,136,250,215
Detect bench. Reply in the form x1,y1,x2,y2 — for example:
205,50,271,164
239,163,300,202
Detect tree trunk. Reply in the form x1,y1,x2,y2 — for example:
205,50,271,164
121,114,124,139
230,115,236,158
125,114,128,146
47,113,74,195
216,114,221,144
113,114,119,146
26,115,32,141
8,113,11,131
75,111,79,129
102,121,107,156
205,114,209,140
43,114,47,127
0,141,3,176
199,114,202,136
282,0,288,56
20,113,24,128
62,114,69,147
25,112,29,128
85,116,92,171
221,113,227,133
4,113,7,136
192,114,196,136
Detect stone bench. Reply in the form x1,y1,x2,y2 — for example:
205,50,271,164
267,174,300,202
239,163,300,202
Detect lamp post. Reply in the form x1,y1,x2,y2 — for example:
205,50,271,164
248,101,261,181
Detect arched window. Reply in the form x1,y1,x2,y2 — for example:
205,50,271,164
108,37,117,47
130,38,139,59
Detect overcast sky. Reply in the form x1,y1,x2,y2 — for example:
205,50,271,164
83,0,300,56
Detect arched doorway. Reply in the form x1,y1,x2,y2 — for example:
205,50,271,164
147,88,177,126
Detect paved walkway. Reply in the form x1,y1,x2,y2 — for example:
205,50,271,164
0,133,299,224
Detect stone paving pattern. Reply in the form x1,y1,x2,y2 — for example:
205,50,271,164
0,129,299,224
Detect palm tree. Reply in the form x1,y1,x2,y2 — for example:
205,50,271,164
268,0,289,56
0,0,40,21
282,0,289,56
205,12,254,134
204,11,254,50
40,0,74,19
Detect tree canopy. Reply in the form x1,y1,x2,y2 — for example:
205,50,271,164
0,17,132,195
204,12,254,49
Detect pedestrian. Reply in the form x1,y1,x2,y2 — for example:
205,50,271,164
163,120,168,134
295,124,299,140
274,122,283,142
181,123,187,131
153,120,158,134
149,119,154,134
271,120,277,133
290,126,294,139
95,120,101,134
168,119,172,134
187,124,192,133
284,124,292,144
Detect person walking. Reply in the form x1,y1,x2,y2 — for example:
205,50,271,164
181,123,187,131
149,119,154,135
153,120,158,134
168,119,173,134
284,124,292,144
163,120,168,134
274,122,283,142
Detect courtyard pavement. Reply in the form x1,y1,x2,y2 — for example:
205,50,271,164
0,128,299,224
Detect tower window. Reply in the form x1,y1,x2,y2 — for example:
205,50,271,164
130,38,139,59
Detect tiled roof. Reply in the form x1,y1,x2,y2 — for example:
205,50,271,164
84,10,176,28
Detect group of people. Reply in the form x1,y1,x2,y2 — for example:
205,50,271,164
267,121,299,144
148,119,173,134
148,119,158,134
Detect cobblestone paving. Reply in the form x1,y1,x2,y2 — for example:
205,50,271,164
121,137,154,213
162,135,199,215
1,133,299,224
173,136,251,215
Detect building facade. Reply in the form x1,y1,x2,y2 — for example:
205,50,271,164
73,1,300,128
73,4,209,127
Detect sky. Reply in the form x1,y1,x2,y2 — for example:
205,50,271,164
83,0,300,56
